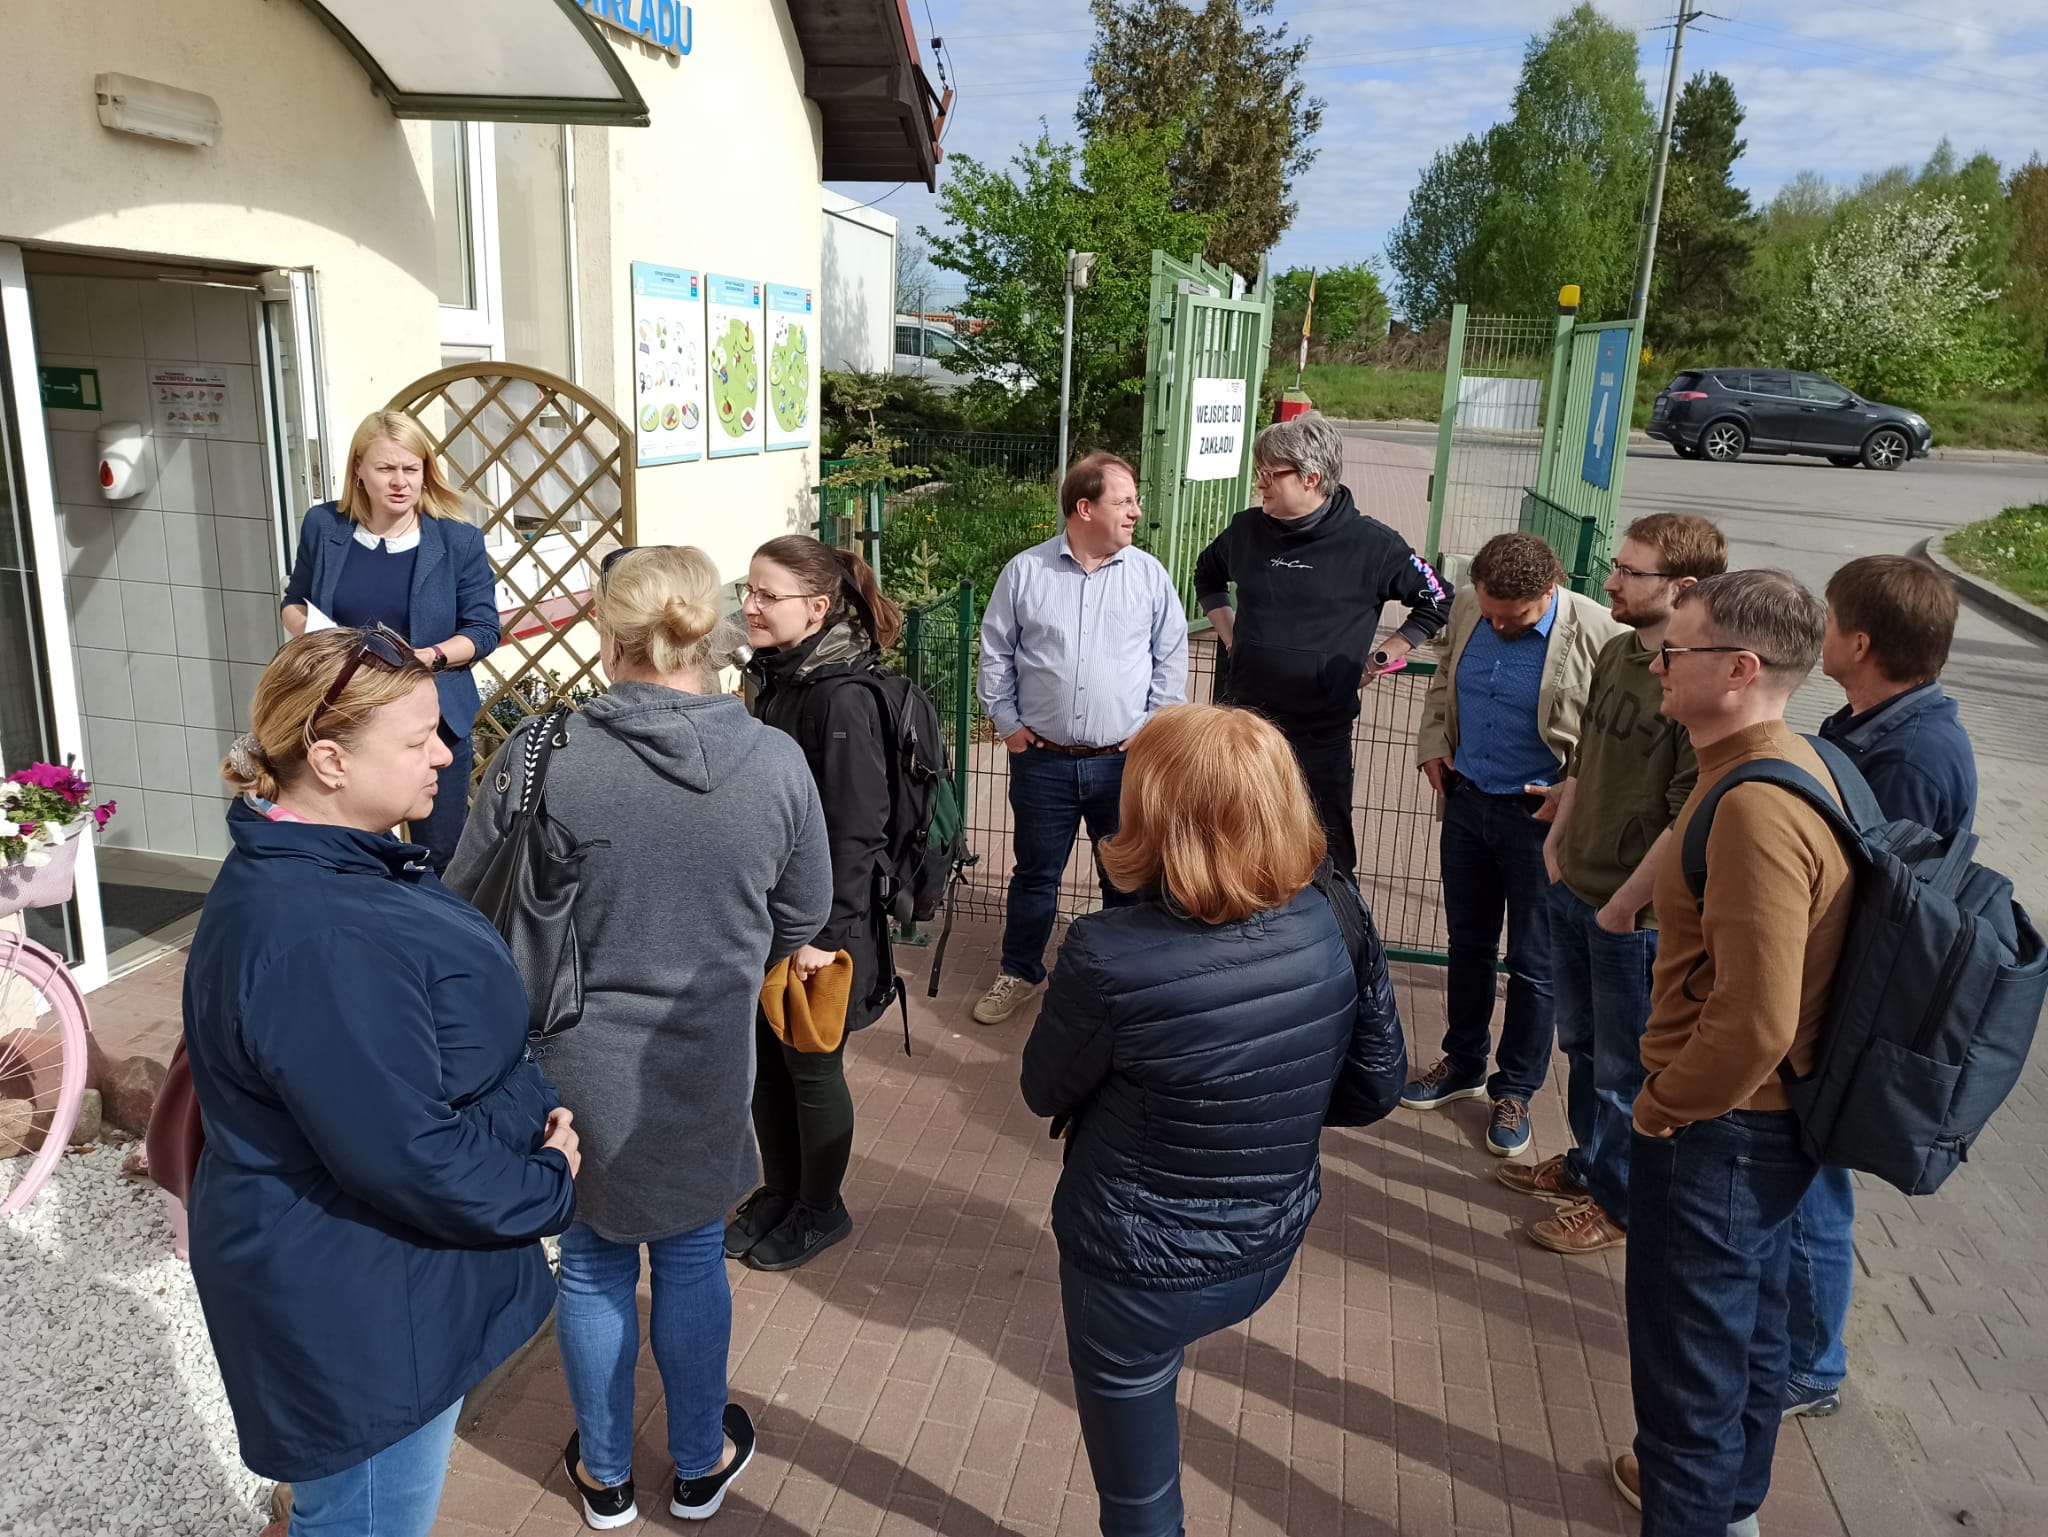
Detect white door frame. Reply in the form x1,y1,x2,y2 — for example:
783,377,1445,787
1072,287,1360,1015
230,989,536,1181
0,242,110,990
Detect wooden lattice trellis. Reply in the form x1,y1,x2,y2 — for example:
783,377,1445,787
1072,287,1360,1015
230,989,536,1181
386,364,635,782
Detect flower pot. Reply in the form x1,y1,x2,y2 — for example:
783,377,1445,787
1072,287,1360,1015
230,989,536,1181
0,829,83,919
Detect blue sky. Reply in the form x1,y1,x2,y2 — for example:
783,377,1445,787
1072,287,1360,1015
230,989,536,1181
830,0,2048,307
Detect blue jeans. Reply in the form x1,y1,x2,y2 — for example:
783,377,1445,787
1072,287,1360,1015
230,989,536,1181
288,1398,462,1537
555,1220,730,1486
411,724,475,873
1628,1111,1818,1536
1786,1167,1854,1392
1002,745,1135,985
1062,1253,1297,1537
1438,780,1554,1102
1550,883,1658,1220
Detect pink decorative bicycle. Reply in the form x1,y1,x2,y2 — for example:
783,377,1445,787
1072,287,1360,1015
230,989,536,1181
0,762,115,1217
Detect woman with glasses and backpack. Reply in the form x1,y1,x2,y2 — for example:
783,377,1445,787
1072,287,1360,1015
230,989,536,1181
724,534,903,1274
448,545,832,1530
182,627,581,1537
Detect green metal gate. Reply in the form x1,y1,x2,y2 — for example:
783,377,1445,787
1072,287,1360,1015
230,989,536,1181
1135,251,1274,611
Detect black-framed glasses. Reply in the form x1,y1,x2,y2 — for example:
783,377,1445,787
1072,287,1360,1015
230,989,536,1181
320,625,411,711
1658,643,1779,670
1610,562,1673,581
600,545,640,583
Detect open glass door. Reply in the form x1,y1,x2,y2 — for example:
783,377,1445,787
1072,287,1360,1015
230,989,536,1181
0,243,109,989
258,268,329,573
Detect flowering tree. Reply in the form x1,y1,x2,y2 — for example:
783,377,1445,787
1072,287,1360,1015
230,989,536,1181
1788,194,1999,397
1,763,115,867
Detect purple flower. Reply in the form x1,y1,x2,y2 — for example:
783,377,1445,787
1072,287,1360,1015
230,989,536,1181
93,801,117,829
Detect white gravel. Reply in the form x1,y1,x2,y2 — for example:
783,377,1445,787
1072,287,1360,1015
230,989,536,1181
0,1143,269,1537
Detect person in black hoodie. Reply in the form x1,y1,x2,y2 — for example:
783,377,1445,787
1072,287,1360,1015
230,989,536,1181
728,534,901,1273
1194,412,1449,875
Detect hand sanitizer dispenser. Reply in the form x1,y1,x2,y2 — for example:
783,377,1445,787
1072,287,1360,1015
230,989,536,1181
95,421,147,500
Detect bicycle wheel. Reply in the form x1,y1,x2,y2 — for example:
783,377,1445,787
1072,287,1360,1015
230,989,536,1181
0,929,91,1216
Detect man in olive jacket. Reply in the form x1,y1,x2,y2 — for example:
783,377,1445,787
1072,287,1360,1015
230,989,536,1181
1404,533,1626,1160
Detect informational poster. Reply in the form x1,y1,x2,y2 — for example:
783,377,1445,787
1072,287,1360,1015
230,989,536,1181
629,262,706,467
152,366,231,436
763,282,814,453
704,274,765,458
1184,377,1247,481
1580,329,1627,490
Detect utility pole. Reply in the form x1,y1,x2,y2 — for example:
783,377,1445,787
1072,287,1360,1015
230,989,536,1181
1631,0,1699,322
1057,249,1096,473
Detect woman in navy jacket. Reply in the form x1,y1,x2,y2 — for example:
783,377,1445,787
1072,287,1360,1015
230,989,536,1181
183,628,578,1537
1021,704,1361,1537
280,409,499,869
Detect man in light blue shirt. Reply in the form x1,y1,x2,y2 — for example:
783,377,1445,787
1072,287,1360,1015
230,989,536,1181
973,452,1188,1024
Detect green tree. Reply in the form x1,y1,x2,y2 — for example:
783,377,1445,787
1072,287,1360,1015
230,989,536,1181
922,126,1212,445
1387,132,1498,323
1078,0,1322,278
1476,5,1656,316
1651,71,1754,354
2005,157,2048,376
1271,263,1390,357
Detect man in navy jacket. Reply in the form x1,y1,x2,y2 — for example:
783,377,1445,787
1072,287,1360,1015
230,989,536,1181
1783,553,1979,1420
1194,413,1449,875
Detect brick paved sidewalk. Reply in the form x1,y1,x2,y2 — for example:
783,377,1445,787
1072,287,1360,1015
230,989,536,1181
433,930,1842,1537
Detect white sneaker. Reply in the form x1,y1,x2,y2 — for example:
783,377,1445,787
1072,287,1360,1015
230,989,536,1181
972,973,1040,1025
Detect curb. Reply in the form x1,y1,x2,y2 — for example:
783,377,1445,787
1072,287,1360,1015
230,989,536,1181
1925,534,2048,644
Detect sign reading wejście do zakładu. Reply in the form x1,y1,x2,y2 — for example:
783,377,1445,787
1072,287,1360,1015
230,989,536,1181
1185,378,1247,481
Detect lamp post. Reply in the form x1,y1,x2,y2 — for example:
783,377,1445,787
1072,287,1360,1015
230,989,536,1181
1057,249,1097,473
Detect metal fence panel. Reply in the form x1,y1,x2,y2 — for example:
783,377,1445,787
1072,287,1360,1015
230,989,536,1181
896,430,1057,484
1425,308,1559,570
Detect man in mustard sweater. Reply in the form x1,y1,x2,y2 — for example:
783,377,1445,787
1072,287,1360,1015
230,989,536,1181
1610,571,1854,1536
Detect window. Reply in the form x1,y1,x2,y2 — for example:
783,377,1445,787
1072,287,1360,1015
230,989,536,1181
895,324,923,357
1668,373,1700,392
494,123,573,381
1797,375,1852,406
1750,371,1798,398
430,121,475,308
924,328,960,360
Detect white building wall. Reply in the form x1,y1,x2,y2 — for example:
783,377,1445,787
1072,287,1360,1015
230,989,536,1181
821,190,898,375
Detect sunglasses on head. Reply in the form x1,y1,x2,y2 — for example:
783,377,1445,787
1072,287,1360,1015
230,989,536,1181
320,625,413,712
600,545,640,583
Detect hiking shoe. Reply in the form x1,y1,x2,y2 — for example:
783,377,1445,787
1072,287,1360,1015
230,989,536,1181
1612,1452,1642,1511
723,1187,795,1260
1399,1058,1487,1110
745,1199,853,1272
972,973,1040,1025
1497,1153,1588,1201
673,1402,757,1520
1783,1380,1842,1419
1487,1097,1532,1157
563,1431,637,1530
1528,1199,1627,1255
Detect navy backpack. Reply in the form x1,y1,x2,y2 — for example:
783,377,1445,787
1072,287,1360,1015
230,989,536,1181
1682,735,2047,1195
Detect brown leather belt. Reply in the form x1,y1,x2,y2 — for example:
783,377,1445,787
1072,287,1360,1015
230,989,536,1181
1032,737,1122,758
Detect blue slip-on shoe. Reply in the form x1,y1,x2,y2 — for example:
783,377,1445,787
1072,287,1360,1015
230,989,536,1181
1400,1058,1488,1110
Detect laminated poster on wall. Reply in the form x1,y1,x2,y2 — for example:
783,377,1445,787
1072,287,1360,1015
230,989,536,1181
763,282,814,453
705,275,765,458
152,365,232,437
629,262,707,467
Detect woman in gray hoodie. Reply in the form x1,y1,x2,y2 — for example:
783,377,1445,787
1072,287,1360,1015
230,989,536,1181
449,545,831,1531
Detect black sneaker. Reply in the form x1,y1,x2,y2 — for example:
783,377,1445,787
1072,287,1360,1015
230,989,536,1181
562,1430,637,1530
743,1199,853,1272
722,1187,795,1260
672,1403,757,1521
1783,1380,1842,1419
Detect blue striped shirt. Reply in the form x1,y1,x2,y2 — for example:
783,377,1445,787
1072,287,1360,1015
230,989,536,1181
1452,590,1559,794
978,533,1188,748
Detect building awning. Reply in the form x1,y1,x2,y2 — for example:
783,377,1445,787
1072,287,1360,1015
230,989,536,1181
788,0,948,189
296,0,650,126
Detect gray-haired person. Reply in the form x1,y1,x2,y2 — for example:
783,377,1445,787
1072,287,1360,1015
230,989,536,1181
1194,412,1449,875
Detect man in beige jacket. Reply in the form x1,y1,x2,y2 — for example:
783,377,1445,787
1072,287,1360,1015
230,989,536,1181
1402,532,1626,1158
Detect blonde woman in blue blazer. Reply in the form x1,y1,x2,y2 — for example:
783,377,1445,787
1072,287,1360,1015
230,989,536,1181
281,410,499,868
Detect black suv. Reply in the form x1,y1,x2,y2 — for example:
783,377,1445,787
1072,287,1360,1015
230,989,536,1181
1648,368,1931,470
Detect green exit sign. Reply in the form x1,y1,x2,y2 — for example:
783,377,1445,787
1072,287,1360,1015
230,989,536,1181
39,366,101,411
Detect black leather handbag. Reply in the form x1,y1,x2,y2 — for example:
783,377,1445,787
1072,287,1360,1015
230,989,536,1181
465,706,601,1043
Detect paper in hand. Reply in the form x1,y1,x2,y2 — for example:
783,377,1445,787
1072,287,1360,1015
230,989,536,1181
302,603,338,633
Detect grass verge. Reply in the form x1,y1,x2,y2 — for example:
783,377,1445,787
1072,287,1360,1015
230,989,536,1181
1944,504,2048,607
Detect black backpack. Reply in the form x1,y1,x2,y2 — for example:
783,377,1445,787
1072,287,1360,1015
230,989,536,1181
1310,861,1409,1127
1681,735,2047,1195
797,660,972,1049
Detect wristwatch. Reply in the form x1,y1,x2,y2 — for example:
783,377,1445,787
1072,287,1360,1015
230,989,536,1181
1370,649,1392,669
427,644,448,671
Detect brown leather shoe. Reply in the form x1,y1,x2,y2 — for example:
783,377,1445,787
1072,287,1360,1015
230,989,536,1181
1496,1152,1588,1202
1527,1199,1627,1255
1612,1452,1642,1511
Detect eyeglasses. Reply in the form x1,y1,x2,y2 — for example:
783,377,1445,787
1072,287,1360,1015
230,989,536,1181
737,582,816,609
600,545,639,584
1253,465,1302,488
1658,643,1780,670
319,625,412,712
1610,562,1673,582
